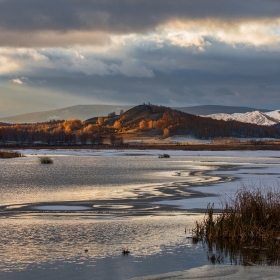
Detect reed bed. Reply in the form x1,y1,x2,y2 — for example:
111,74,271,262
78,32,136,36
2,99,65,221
0,150,23,158
193,185,280,265
193,185,280,242
39,156,53,164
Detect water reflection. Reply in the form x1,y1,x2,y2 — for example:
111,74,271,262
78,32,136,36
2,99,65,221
205,239,280,266
0,155,228,207
0,214,202,272
1,153,280,279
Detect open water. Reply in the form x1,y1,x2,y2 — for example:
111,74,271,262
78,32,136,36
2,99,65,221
0,152,279,279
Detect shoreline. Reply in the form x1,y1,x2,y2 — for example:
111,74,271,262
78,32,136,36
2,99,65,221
2,142,280,151
4,148,280,157
131,265,280,280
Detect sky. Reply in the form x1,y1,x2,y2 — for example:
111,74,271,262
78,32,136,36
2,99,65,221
0,0,280,117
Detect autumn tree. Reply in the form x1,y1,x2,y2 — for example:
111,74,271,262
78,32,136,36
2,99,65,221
84,124,99,133
113,120,122,129
97,117,104,126
148,120,154,129
139,120,149,130
63,119,83,132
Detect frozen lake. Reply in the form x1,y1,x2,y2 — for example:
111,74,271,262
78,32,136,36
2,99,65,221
0,149,279,279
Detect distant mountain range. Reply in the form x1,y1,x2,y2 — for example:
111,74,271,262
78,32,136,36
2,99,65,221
0,104,271,124
0,105,133,123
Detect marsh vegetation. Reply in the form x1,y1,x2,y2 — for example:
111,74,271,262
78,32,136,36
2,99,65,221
39,156,53,164
0,150,22,158
159,153,170,158
193,185,280,265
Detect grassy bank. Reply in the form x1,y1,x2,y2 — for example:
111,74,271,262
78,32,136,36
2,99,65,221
0,150,23,158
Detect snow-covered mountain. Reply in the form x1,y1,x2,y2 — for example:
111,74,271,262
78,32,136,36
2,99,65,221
265,110,280,121
202,110,280,126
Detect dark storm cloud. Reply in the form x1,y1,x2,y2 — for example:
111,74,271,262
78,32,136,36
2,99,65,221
1,0,280,112
26,39,280,109
57,39,280,108
0,30,111,48
0,0,280,33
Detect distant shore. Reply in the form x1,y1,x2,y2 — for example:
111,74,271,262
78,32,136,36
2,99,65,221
2,142,280,151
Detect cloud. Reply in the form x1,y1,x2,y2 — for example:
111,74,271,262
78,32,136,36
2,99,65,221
0,1,279,48
0,0,280,112
167,32,210,50
215,88,235,96
161,18,280,48
68,58,155,78
0,55,19,74
0,48,50,75
110,59,155,78
0,0,280,34
0,18,279,49
9,78,24,85
0,30,111,48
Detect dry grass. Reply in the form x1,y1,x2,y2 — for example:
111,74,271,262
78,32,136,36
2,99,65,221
39,156,53,164
122,248,130,255
0,150,23,158
193,185,280,242
159,153,170,158
193,184,280,265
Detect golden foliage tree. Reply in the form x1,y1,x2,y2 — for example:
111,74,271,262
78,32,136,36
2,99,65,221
113,120,122,129
97,117,104,126
63,119,82,132
139,120,149,130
